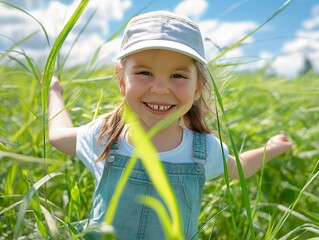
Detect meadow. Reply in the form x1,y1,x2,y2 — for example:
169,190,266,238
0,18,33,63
0,0,319,239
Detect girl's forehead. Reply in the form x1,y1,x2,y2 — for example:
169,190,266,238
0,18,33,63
126,49,195,66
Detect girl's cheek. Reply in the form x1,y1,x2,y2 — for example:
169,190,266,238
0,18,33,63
130,76,150,86
172,79,195,90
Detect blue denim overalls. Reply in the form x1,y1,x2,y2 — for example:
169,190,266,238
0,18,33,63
86,131,206,240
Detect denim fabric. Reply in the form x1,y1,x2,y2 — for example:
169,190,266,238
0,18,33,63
86,131,206,240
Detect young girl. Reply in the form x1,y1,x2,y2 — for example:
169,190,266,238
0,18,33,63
48,11,292,240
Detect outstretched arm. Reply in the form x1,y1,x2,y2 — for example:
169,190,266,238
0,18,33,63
48,76,77,156
227,134,293,179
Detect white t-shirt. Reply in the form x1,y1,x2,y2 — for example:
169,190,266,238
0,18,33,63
76,118,229,183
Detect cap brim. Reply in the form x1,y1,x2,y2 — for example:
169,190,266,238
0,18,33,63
117,40,207,65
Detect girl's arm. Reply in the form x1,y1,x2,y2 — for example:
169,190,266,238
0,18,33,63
48,76,77,156
227,134,292,179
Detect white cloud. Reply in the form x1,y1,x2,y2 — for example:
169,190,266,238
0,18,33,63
273,52,305,78
253,51,274,70
174,0,208,18
202,21,256,46
198,20,257,62
302,4,319,30
0,0,47,10
0,5,39,43
0,0,131,67
264,4,319,77
63,34,121,67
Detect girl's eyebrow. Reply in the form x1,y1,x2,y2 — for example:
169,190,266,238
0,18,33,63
173,67,192,73
131,64,150,69
132,64,192,73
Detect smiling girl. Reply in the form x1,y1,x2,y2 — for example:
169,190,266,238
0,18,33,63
48,11,292,240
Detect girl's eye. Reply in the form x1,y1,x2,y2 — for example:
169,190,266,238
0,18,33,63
138,71,151,76
171,74,186,79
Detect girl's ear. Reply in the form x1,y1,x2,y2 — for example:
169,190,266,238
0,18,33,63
116,64,126,96
194,80,203,101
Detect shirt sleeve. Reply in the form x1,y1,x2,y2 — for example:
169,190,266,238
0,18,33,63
205,134,229,181
76,119,105,182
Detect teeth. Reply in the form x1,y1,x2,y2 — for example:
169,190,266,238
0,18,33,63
147,103,171,111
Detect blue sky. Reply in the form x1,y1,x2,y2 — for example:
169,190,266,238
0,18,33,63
1,0,319,77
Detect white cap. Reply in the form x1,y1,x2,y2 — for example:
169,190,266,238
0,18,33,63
117,11,207,65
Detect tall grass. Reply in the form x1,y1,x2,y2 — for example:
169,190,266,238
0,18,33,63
0,0,318,239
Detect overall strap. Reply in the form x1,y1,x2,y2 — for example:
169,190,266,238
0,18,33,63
192,131,207,172
106,141,119,163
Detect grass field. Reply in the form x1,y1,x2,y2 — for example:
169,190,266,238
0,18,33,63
0,0,319,239
1,64,318,239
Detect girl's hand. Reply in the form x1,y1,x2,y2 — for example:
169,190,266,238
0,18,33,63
40,74,63,94
49,76,64,94
266,134,293,155
227,133,293,179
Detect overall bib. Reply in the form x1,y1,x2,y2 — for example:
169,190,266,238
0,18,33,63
87,131,206,240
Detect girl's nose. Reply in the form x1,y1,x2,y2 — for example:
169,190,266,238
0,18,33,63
150,79,170,95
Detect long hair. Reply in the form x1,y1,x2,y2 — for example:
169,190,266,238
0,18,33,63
96,60,213,162
182,61,213,134
96,101,125,162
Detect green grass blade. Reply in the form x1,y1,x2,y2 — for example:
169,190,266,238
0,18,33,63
122,105,183,239
209,70,255,238
216,0,249,19
93,90,104,119
70,76,113,83
13,172,64,239
0,151,71,165
23,52,40,81
31,192,47,238
104,152,139,222
141,196,173,239
5,47,41,81
269,160,319,239
40,205,60,238
104,105,189,228
272,203,313,222
6,53,30,72
65,175,81,221
0,31,39,57
0,200,23,216
89,17,127,67
67,222,81,237
40,0,89,210
214,98,240,240
196,203,232,239
48,88,83,123
58,8,98,75
8,90,40,119
42,0,90,108
251,146,267,219
3,164,18,196
278,223,319,240
9,115,38,143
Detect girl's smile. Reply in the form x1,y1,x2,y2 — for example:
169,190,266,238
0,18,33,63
143,102,175,114
120,49,201,131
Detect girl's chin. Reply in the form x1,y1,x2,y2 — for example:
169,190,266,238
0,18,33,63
138,118,180,131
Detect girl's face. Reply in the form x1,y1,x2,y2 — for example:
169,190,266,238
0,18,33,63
119,49,202,130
